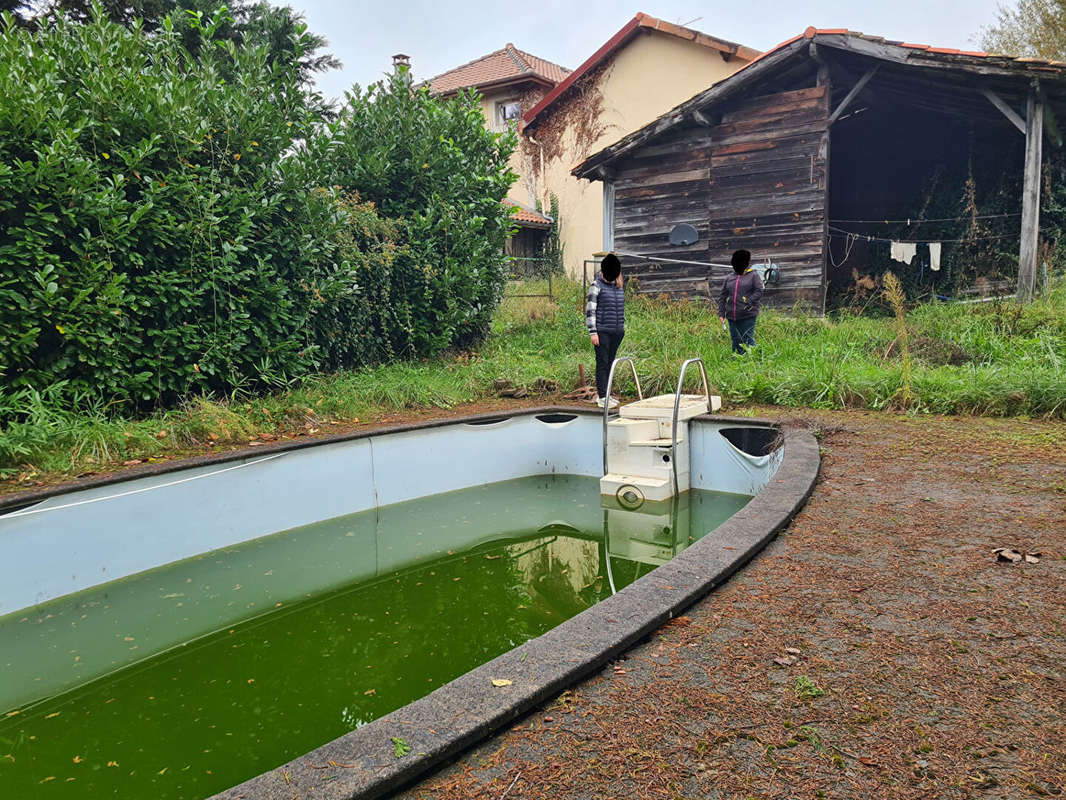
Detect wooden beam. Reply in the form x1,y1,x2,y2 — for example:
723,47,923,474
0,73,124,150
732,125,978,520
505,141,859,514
828,65,879,125
981,89,1026,134
1018,88,1044,302
1038,88,1063,147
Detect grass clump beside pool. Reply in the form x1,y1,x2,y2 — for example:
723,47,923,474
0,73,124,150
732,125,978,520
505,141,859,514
1,279,1065,482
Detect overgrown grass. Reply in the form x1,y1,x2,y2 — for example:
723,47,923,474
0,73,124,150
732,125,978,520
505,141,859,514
2,279,1065,483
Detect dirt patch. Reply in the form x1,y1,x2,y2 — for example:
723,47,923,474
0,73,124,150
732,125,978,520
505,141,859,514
882,335,973,367
395,408,1066,800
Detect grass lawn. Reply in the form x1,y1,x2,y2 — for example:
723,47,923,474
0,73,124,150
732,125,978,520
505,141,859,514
2,279,1064,486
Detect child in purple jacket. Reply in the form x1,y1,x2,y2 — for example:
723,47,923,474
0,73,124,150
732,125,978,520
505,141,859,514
717,249,763,355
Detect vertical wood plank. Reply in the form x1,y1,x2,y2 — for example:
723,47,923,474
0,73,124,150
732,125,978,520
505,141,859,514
1019,89,1043,302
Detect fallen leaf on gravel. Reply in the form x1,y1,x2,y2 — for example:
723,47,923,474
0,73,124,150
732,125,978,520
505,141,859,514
773,656,797,667
784,647,801,655
491,679,513,687
122,459,143,466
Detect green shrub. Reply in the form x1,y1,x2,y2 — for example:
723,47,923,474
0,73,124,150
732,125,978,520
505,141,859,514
0,8,326,406
0,8,516,415
301,71,517,355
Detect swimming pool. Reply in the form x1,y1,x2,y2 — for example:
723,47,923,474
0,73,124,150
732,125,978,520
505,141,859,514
0,408,818,799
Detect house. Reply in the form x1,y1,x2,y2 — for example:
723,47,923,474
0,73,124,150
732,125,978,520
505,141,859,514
573,28,1066,309
426,15,759,277
426,44,569,258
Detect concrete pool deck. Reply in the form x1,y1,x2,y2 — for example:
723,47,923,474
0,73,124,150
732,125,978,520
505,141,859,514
191,409,820,800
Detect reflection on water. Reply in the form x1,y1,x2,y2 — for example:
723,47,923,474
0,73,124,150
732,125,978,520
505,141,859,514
0,475,749,800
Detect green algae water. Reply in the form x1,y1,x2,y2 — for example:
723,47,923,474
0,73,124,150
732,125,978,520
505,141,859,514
0,475,749,799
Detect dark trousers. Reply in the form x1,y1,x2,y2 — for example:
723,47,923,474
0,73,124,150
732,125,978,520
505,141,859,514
728,316,757,354
593,330,624,398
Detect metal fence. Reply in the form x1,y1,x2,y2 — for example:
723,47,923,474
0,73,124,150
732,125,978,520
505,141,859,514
503,256,557,301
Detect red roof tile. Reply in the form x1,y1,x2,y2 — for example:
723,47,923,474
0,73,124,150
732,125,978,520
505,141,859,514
503,199,553,228
428,45,570,96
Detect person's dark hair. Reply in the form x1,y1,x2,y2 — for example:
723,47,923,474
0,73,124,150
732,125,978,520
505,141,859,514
731,249,751,274
600,253,621,282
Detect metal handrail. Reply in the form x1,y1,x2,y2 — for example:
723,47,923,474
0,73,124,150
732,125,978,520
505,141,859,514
669,358,710,496
601,356,644,474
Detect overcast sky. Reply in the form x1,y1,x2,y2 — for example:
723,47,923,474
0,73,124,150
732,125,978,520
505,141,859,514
292,0,1006,100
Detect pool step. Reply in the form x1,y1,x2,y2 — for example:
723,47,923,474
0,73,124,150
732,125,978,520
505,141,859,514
601,473,673,504
600,359,717,501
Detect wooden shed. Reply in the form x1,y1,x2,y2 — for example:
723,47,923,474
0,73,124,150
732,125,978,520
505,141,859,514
572,28,1066,311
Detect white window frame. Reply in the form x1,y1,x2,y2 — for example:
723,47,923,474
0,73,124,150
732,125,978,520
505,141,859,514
494,99,522,131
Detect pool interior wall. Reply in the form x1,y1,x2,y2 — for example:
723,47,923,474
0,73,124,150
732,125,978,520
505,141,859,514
0,411,779,622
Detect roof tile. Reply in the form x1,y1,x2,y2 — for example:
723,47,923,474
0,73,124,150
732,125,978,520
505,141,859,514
428,45,570,95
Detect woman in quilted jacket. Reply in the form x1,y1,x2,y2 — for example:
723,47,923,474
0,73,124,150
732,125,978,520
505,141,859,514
717,249,763,355
585,253,625,407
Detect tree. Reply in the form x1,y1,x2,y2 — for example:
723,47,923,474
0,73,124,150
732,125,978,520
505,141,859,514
981,0,1066,59
33,1,339,88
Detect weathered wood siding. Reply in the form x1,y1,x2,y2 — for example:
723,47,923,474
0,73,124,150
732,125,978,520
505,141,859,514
708,86,829,311
609,85,829,311
612,124,713,299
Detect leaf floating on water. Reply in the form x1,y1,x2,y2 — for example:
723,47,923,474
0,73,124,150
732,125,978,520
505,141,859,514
491,679,513,687
158,767,168,775
363,689,376,696
40,776,56,784
107,761,119,768
391,737,411,758
5,711,20,718
484,555,501,560
45,712,61,719
72,755,83,764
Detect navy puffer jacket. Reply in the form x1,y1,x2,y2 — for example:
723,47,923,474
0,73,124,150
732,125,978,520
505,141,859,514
585,274,625,333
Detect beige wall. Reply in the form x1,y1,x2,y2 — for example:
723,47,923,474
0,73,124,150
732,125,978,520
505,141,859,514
524,31,752,277
477,88,542,208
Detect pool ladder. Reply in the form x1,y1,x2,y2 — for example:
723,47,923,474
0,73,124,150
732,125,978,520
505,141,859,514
601,357,716,501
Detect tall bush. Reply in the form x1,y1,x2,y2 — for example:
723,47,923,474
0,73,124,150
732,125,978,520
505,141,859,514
302,72,517,355
0,8,517,413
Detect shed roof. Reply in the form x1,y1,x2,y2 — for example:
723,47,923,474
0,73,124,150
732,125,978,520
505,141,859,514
427,44,571,96
504,199,553,229
523,13,759,129
573,27,1066,179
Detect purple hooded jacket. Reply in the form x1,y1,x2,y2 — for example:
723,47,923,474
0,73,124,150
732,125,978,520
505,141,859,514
717,269,764,321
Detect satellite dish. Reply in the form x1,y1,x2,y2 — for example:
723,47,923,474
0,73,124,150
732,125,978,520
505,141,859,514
668,223,699,247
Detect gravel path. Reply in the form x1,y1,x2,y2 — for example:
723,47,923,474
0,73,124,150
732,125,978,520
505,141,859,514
396,409,1066,800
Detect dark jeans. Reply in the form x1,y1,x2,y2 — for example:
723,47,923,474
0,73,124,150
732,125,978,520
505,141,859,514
593,330,624,398
728,316,757,354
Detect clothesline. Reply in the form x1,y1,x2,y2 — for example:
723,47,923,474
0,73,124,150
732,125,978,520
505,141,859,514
828,225,1019,244
614,250,734,269
829,212,1020,224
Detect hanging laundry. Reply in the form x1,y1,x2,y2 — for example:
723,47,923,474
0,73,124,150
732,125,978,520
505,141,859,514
890,241,917,264
929,242,942,272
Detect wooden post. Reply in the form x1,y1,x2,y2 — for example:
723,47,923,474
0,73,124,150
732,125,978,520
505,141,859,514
1019,87,1044,302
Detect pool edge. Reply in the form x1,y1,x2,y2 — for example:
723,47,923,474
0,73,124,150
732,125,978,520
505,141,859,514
207,419,820,800
0,406,776,513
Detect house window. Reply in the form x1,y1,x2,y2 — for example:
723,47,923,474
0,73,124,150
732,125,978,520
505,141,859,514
495,100,521,130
